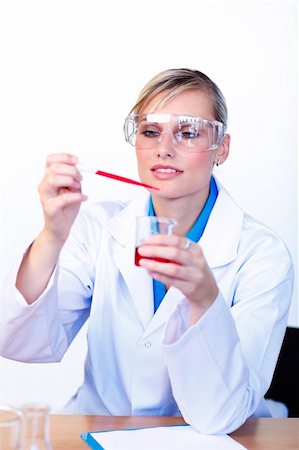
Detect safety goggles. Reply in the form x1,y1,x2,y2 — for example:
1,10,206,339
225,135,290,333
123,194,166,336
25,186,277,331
124,113,225,151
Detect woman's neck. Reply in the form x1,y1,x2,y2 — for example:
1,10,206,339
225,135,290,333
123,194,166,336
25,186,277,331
151,189,210,237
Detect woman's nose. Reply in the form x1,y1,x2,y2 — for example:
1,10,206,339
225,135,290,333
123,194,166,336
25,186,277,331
155,130,176,157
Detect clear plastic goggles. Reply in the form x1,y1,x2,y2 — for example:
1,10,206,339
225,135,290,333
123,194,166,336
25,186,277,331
124,113,225,151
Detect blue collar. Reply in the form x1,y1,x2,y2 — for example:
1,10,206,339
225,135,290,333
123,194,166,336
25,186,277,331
149,176,218,312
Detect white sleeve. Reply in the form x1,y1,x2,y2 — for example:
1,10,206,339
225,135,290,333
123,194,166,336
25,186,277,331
162,263,294,435
0,213,95,363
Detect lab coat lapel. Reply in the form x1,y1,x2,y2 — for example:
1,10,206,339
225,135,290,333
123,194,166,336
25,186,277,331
107,192,155,330
114,244,154,330
141,286,183,339
113,236,181,337
199,182,244,268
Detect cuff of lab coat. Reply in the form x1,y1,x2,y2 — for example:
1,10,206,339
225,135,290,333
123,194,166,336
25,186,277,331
162,291,228,346
1,257,63,361
3,250,59,315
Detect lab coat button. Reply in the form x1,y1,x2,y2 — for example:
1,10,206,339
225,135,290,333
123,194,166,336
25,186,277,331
144,341,151,348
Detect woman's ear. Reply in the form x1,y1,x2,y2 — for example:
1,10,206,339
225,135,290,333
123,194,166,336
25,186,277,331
215,134,230,165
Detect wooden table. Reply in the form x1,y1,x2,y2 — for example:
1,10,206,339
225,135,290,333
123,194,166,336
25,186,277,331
50,415,299,449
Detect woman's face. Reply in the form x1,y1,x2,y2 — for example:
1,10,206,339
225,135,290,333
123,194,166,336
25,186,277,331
135,89,229,202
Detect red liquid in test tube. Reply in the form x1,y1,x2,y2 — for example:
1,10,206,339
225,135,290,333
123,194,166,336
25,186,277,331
76,163,159,190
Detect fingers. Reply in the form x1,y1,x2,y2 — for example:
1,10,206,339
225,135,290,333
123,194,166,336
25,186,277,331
46,152,78,167
39,153,83,198
138,234,199,267
37,153,87,241
139,252,200,284
137,234,218,305
137,235,201,287
42,173,82,194
141,233,193,250
42,191,86,218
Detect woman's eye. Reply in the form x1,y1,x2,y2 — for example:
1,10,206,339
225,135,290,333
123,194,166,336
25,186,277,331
138,124,160,138
179,130,200,139
143,129,159,138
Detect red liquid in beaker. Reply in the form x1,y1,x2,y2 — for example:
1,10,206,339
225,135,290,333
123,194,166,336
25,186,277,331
135,247,171,266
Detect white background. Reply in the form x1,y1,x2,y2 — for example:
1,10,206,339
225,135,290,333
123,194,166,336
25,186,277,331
0,0,298,411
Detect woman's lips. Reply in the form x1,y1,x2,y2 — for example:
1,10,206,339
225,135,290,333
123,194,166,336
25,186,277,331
151,165,183,179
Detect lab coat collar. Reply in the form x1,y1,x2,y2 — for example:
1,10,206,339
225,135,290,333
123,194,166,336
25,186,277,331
200,179,244,268
106,181,244,334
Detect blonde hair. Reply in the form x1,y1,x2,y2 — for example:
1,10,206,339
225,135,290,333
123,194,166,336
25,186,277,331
129,68,228,130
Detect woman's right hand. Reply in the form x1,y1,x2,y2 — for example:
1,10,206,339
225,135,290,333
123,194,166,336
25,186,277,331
38,153,87,243
16,153,87,304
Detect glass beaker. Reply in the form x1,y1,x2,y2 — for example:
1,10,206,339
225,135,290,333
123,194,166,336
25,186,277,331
21,403,52,450
0,404,23,450
135,215,177,266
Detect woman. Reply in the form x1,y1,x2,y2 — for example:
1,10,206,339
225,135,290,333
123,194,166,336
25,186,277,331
0,68,294,434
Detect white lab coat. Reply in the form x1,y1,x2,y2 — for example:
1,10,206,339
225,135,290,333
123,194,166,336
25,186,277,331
0,180,294,434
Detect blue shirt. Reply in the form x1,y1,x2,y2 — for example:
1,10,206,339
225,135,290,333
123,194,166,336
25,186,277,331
149,176,218,312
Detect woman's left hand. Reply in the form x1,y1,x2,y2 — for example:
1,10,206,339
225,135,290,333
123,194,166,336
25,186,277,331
137,234,219,325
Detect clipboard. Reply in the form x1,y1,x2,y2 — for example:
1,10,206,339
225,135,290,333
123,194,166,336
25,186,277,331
81,424,247,449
